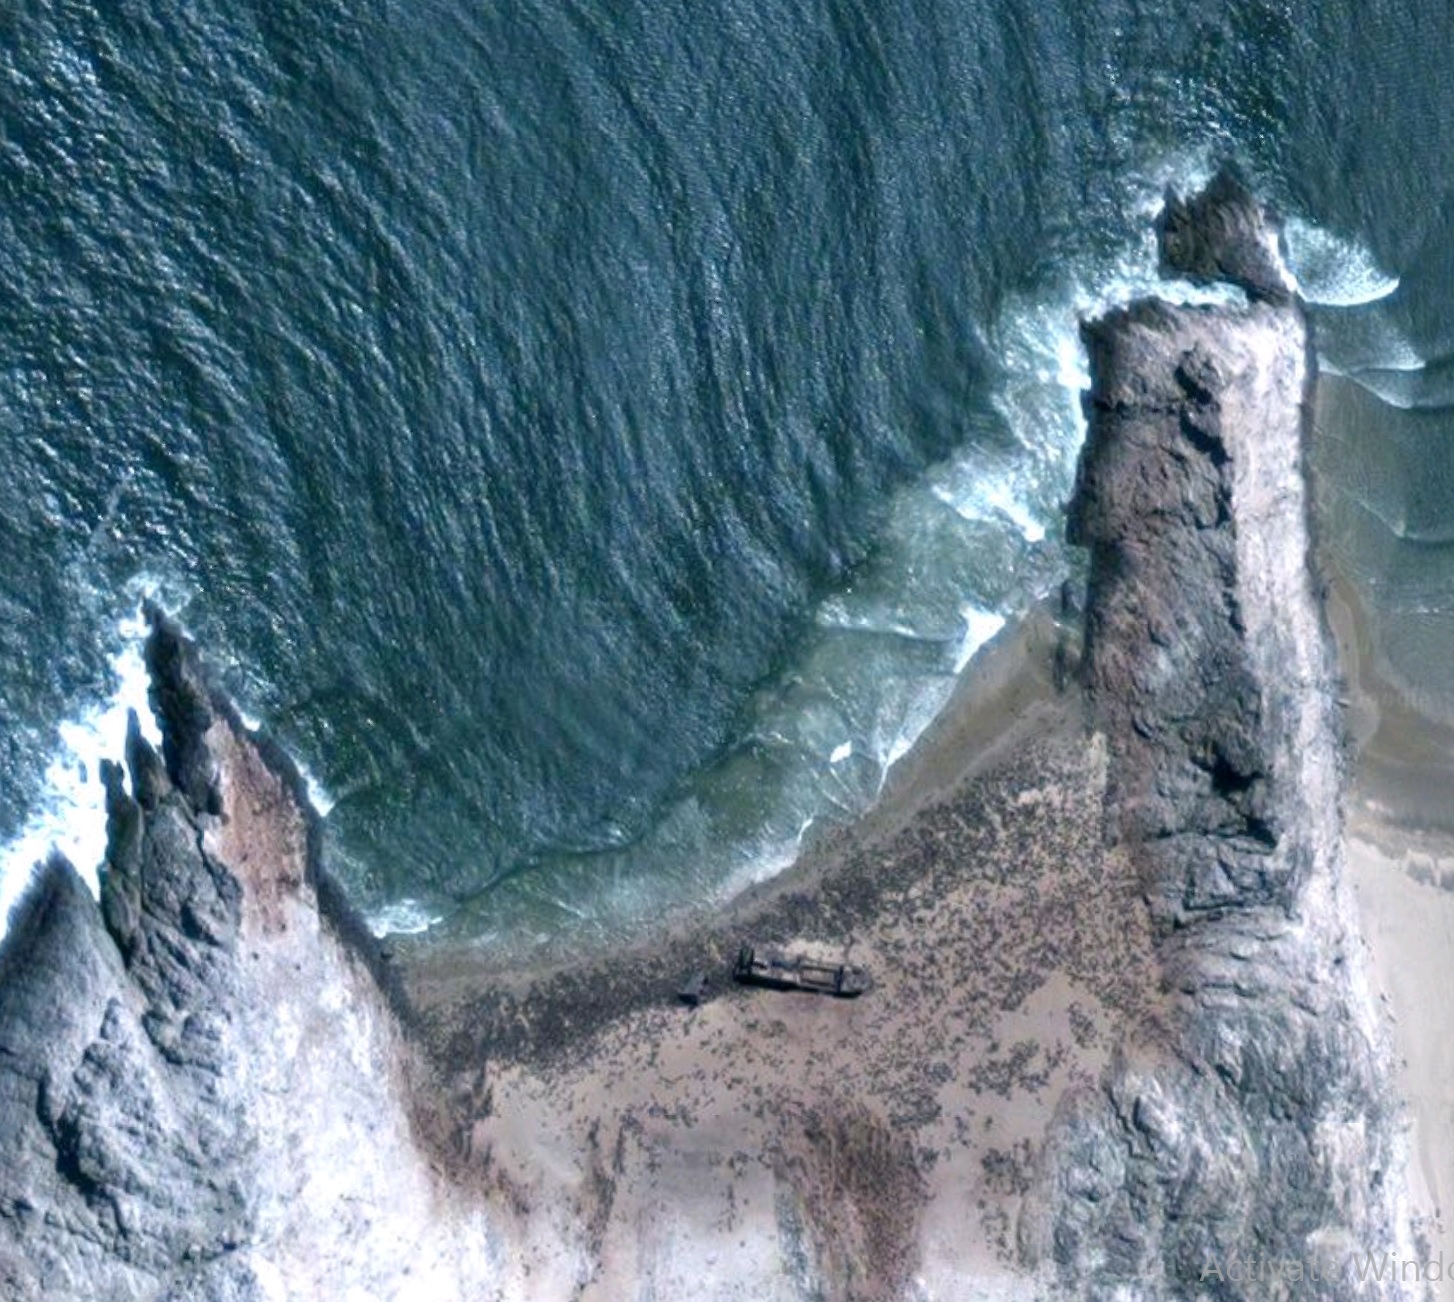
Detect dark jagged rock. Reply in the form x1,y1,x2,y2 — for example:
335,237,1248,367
142,603,224,818
0,612,466,1301
1025,177,1420,1298
1156,165,1293,305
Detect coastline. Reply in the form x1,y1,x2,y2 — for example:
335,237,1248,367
341,327,1454,1294
1324,559,1454,1267
397,595,1074,1000
400,179,1431,1295
0,175,1434,1299
403,602,1171,1297
399,596,1107,1042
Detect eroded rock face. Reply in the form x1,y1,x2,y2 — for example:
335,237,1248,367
1156,167,1293,305
0,612,496,1301
1026,173,1421,1298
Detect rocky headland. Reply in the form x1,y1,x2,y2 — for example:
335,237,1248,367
1025,172,1425,1298
0,173,1429,1300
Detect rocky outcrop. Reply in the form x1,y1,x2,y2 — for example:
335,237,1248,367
1156,167,1293,305
1023,171,1423,1298
0,610,493,1301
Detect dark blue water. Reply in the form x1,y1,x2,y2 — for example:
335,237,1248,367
3,0,1453,951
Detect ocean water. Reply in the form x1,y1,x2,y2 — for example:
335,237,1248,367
2,0,1453,954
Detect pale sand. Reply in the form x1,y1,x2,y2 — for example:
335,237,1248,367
404,609,1171,1296
1347,820,1454,1263
1328,573,1454,1268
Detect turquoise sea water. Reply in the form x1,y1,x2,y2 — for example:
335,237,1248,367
2,0,1452,955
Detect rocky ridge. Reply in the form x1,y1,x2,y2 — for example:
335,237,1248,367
0,609,496,1300
1023,170,1424,1299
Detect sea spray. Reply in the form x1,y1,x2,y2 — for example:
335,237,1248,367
0,594,344,943
0,604,162,939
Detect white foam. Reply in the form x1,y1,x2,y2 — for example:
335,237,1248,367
931,472,1045,543
0,606,163,940
772,161,1278,871
1127,147,1220,219
878,680,956,778
1313,306,1427,389
296,763,337,817
1261,225,1299,297
797,166,1227,832
812,602,942,642
1056,333,1090,392
365,898,444,938
955,606,1006,674
1283,217,1400,307
717,817,817,900
1339,365,1454,413
0,578,347,949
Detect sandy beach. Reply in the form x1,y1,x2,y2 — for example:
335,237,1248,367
385,365,1454,1297
399,606,1175,1298
1325,567,1454,1269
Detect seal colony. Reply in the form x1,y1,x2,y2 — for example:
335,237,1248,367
0,173,1432,1299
